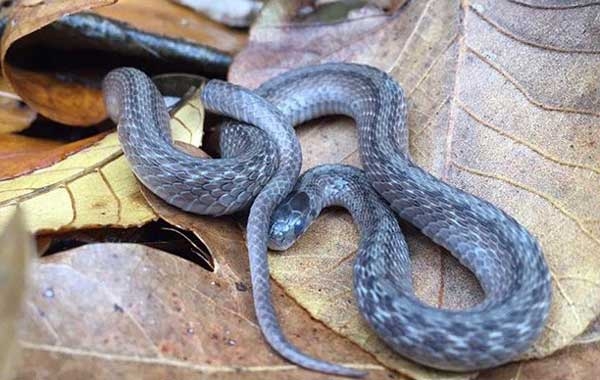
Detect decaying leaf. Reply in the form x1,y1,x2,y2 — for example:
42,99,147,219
1,0,238,126
140,188,400,379
95,0,248,52
16,239,392,379
0,133,108,181
230,0,600,378
0,132,155,234
170,0,263,27
0,0,116,125
0,78,36,134
571,314,600,346
0,86,204,234
478,341,599,380
0,210,35,379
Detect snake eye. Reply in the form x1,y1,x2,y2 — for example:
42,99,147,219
293,217,305,235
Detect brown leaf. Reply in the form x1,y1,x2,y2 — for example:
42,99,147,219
169,0,262,27
478,342,599,380
230,0,600,378
0,132,108,180
1,0,240,126
94,0,248,54
17,241,394,379
0,77,36,134
0,0,116,125
0,0,115,59
0,87,203,233
571,314,600,346
3,65,108,127
0,132,156,234
0,210,35,379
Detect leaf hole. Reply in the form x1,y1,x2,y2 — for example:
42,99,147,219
41,220,215,271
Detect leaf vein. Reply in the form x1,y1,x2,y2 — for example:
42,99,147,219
465,45,600,117
457,101,600,175
19,341,384,372
470,4,600,54
451,161,600,248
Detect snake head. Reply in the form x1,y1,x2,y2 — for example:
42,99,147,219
268,191,313,251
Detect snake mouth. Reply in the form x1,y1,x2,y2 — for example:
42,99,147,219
267,225,295,251
268,242,291,251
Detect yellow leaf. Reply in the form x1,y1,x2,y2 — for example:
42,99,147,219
0,90,204,234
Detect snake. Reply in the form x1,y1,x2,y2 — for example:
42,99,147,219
103,63,552,377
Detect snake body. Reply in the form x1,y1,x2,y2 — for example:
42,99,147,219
263,64,552,371
102,69,277,216
103,67,362,377
103,63,552,376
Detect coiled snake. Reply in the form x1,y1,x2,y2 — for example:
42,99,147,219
103,63,552,377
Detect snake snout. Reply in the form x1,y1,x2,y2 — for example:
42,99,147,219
268,220,295,251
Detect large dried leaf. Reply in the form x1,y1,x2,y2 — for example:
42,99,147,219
572,314,600,346
0,210,35,379
0,92,204,233
139,188,398,379
1,0,239,126
0,0,115,58
95,0,248,54
0,0,116,125
0,132,155,234
17,240,393,379
0,78,36,134
230,0,600,378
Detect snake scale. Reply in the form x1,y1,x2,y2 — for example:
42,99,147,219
103,63,552,377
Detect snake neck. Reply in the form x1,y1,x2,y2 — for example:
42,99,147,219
279,164,415,292
296,166,385,234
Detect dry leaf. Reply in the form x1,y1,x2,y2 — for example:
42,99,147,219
478,342,599,380
17,241,393,379
95,0,248,53
0,132,155,234
166,85,205,147
170,0,263,27
571,314,600,346
0,133,108,180
0,78,36,134
1,0,239,126
0,0,115,59
0,210,35,379
0,0,116,126
2,66,109,127
0,88,204,234
140,187,398,379
230,0,600,378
